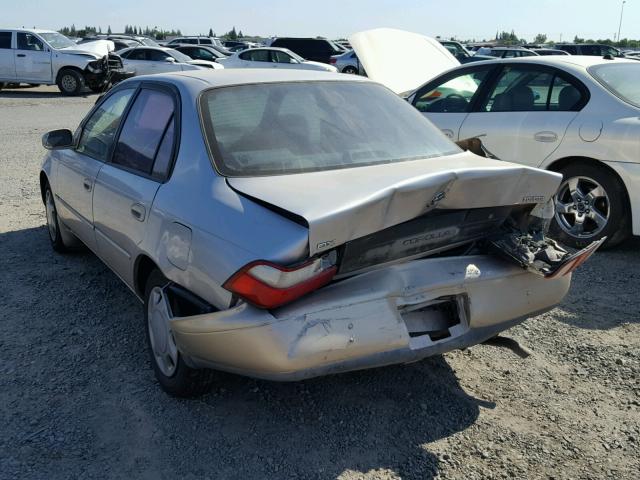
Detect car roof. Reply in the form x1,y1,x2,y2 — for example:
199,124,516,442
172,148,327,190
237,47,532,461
457,55,635,70
129,68,369,91
7,28,57,34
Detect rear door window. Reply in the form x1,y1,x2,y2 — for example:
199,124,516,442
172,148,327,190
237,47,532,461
0,32,12,49
483,67,554,112
112,88,176,177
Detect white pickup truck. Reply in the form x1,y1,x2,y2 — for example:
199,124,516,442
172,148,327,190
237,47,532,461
0,28,131,95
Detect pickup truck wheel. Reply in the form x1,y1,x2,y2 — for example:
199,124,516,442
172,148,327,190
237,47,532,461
144,270,215,397
57,69,85,96
44,185,70,253
551,163,630,249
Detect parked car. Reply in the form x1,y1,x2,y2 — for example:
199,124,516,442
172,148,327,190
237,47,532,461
40,69,599,396
439,40,495,63
479,47,539,58
0,28,130,95
555,44,624,57
330,50,361,74
117,46,222,75
80,36,139,51
353,28,640,249
532,48,570,56
218,48,337,72
166,36,224,48
172,44,226,63
81,34,160,49
270,37,344,64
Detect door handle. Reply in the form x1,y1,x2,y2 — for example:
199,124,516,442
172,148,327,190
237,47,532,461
83,178,93,191
16,54,26,58
534,131,558,143
130,203,146,222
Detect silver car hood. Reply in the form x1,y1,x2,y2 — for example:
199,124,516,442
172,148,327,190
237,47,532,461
60,40,115,58
227,152,562,256
349,28,460,95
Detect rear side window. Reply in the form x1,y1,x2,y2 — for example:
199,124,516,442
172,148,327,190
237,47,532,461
112,88,176,177
0,32,11,49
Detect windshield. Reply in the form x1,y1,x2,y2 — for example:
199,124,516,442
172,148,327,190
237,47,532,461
589,63,640,108
40,32,75,49
141,38,159,46
284,49,305,62
166,49,193,63
200,81,460,176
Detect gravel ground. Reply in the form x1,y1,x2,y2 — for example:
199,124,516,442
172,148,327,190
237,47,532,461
1,85,639,480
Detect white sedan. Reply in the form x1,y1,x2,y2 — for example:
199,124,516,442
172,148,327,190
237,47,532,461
218,47,337,72
117,46,222,75
352,28,640,249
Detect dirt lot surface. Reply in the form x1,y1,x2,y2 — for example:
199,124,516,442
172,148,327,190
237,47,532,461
1,85,639,480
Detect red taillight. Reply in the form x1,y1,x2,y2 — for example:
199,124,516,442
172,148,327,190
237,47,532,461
330,58,337,64
223,253,338,309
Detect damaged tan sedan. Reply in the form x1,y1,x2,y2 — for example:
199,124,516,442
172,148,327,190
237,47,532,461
40,69,600,396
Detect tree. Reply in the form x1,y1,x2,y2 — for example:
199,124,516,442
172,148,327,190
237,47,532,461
209,28,214,37
533,33,547,44
228,26,238,40
573,35,585,44
238,30,244,38
107,25,112,35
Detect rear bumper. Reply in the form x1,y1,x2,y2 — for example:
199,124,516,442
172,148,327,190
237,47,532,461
170,255,571,380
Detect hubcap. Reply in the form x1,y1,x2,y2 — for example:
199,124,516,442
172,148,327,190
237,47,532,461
147,286,178,377
45,190,57,241
555,176,610,239
61,74,77,92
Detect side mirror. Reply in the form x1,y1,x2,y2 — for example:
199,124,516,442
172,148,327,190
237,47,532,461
165,57,176,63
42,129,73,150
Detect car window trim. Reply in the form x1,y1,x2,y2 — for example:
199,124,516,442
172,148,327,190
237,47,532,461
105,81,182,184
476,63,590,113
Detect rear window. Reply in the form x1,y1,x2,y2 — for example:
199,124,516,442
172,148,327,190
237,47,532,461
589,63,640,108
200,81,460,177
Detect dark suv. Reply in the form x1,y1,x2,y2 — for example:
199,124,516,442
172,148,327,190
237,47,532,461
270,37,343,64
555,44,624,57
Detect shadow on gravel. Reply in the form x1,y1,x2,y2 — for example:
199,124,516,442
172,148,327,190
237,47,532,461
190,360,494,479
2,225,494,479
555,236,639,331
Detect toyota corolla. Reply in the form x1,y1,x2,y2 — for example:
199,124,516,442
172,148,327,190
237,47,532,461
40,69,599,396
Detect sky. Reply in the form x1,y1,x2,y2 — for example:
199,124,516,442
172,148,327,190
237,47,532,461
4,0,637,41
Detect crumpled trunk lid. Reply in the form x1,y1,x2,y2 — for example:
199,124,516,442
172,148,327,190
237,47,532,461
226,151,562,257
349,28,460,95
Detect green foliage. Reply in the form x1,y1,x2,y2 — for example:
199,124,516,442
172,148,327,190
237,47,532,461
533,33,547,44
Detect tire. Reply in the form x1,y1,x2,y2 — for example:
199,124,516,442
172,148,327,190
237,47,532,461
550,162,630,249
57,69,85,96
144,269,215,397
342,65,358,74
44,184,70,253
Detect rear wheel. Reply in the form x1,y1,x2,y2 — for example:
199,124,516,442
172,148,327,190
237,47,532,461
342,65,358,74
144,269,215,397
57,69,85,96
551,163,630,248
